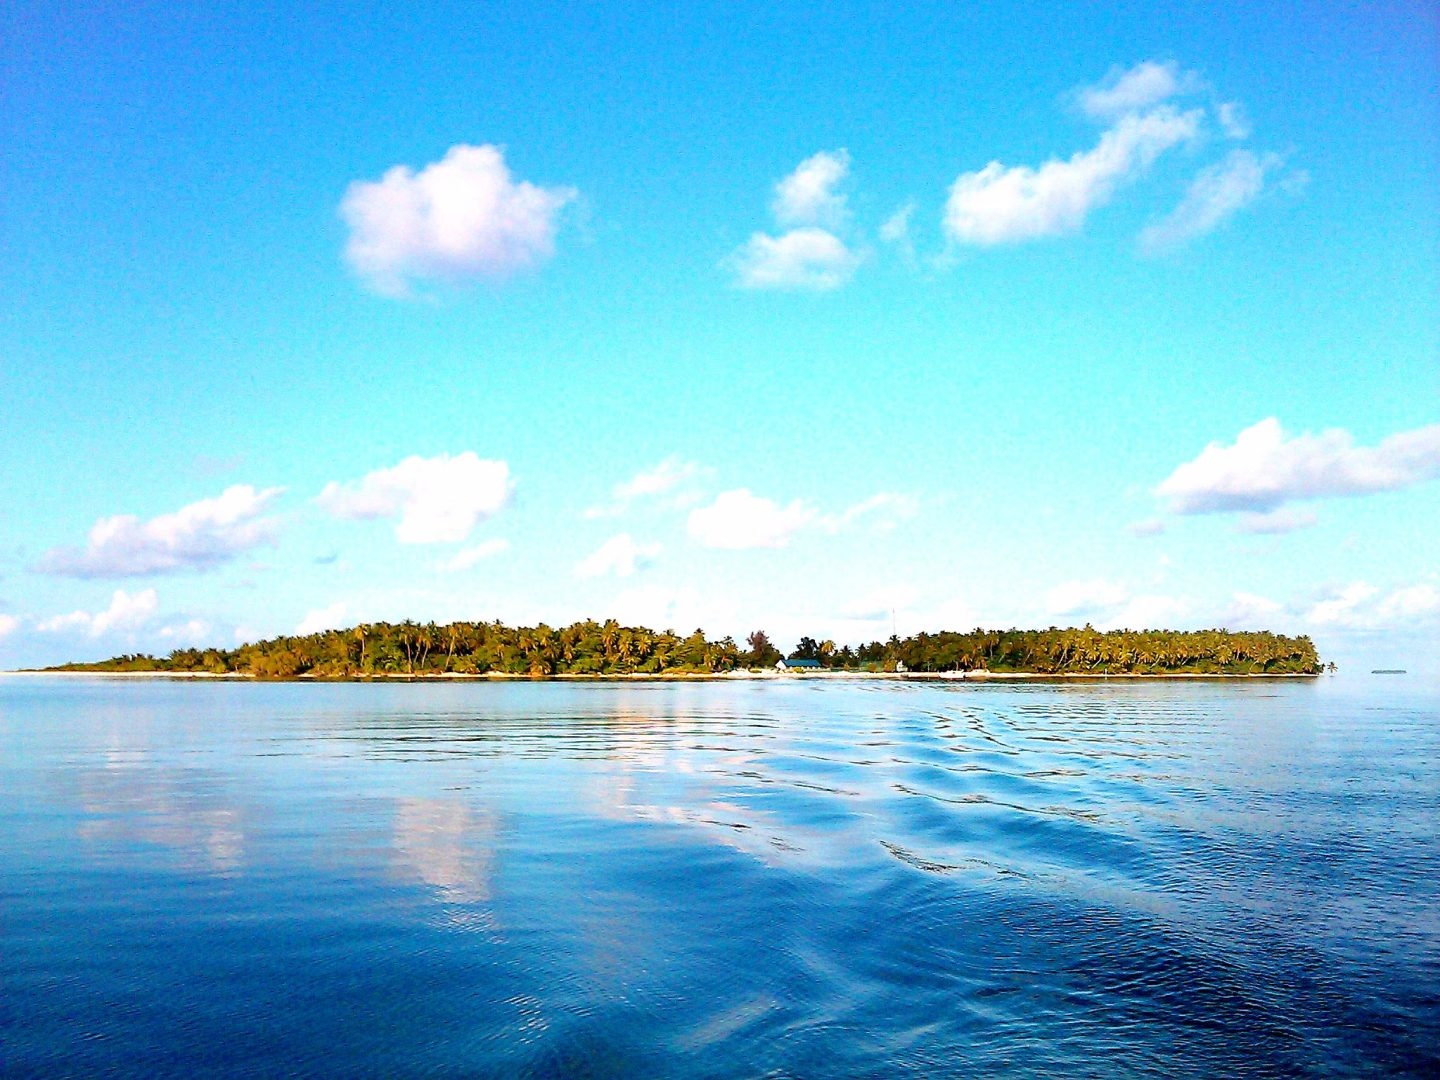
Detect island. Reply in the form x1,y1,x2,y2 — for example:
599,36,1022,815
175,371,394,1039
44,621,1323,678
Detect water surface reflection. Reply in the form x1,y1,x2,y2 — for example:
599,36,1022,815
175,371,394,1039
1,676,1436,1077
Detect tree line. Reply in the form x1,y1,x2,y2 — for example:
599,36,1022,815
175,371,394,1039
48,619,1322,677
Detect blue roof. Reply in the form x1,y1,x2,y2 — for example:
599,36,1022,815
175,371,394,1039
779,657,823,668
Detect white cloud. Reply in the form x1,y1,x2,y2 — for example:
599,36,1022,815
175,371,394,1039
1216,101,1251,140
731,227,860,290
880,202,914,242
575,534,661,579
1077,61,1194,120
587,457,710,517
1307,583,1380,627
825,492,920,532
615,457,702,502
296,603,347,636
443,539,510,572
1157,418,1440,514
879,202,917,262
1110,593,1192,630
0,614,18,639
944,106,1201,245
1221,591,1284,628
1046,579,1129,618
731,150,863,291
1127,518,1166,537
879,203,915,244
38,485,283,578
158,619,211,642
1140,149,1280,253
1045,581,1195,631
39,589,158,638
1381,584,1440,621
687,489,817,549
798,583,986,645
1304,581,1440,630
773,149,851,228
1237,507,1317,534
318,453,512,543
608,584,717,634
683,488,912,549
340,143,576,297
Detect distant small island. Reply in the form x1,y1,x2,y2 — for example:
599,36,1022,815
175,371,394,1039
43,620,1324,678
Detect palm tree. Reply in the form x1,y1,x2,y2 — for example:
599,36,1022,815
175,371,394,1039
354,625,369,674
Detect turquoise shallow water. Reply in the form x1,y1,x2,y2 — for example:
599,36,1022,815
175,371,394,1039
2,675,1437,1077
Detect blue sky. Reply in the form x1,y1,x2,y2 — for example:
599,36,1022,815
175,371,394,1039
2,0,1437,673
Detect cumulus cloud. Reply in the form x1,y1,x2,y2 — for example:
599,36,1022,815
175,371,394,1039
0,613,18,639
1221,591,1284,628
1157,418,1440,514
773,149,851,228
1077,61,1194,120
879,202,918,262
731,150,862,290
608,584,720,635
1383,583,1440,620
944,106,1201,245
616,457,702,503
443,539,510,572
587,457,710,517
318,453,512,543
39,589,158,637
688,489,817,549
158,619,211,643
296,602,348,636
824,492,920,532
685,488,914,549
731,227,861,290
1216,101,1251,140
1140,149,1280,253
1111,593,1192,630
879,203,915,245
38,485,283,578
575,534,661,578
340,143,576,297
1306,581,1440,629
1042,579,1199,630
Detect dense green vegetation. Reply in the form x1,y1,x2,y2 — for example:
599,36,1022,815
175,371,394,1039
47,620,1322,677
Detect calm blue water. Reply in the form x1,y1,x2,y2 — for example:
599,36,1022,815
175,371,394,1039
2,675,1437,1078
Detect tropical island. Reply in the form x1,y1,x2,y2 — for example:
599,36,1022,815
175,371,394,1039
43,620,1324,678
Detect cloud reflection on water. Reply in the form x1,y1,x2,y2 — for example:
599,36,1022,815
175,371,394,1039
72,763,249,875
390,796,498,908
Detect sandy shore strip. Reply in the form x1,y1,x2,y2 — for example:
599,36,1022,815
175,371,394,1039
4,669,1321,681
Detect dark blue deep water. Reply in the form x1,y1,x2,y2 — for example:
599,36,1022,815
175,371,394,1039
2,675,1437,1077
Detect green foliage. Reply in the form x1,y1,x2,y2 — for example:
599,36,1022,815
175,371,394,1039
48,619,1321,678
52,619,742,678
742,630,782,667
820,625,1320,675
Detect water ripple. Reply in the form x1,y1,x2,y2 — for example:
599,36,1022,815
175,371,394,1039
2,675,1437,1076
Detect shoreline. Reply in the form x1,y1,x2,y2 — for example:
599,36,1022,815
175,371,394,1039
2,669,1323,682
